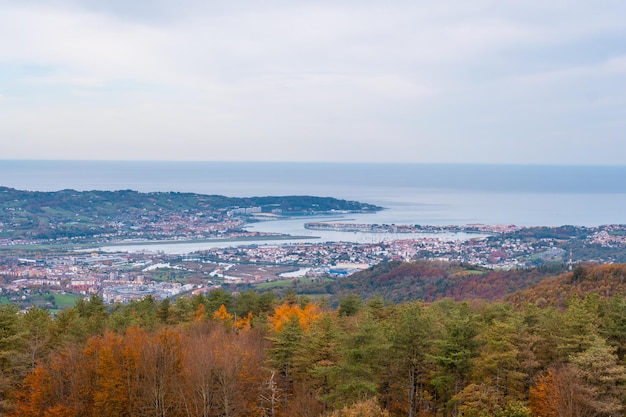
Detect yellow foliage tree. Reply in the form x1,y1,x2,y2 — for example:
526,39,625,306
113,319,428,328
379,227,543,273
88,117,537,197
326,398,390,417
269,302,321,332
193,303,208,323
235,311,254,331
213,304,234,327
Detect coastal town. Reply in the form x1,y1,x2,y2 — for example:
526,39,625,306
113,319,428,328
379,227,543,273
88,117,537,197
2,188,626,308
3,210,626,308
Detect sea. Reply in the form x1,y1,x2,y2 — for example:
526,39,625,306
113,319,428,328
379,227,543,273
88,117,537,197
2,161,626,253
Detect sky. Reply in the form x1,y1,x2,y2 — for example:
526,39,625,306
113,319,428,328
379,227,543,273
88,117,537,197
0,0,625,164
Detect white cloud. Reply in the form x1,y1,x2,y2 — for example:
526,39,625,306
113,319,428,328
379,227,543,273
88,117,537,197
0,0,625,163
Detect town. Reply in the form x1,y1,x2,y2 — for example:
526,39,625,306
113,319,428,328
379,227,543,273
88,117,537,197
2,187,626,308
3,215,626,309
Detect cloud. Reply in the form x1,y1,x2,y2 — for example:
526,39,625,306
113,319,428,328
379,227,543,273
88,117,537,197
0,0,625,163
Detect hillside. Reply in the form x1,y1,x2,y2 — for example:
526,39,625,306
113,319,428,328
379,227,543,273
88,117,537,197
293,260,564,303
311,261,626,307
508,263,626,307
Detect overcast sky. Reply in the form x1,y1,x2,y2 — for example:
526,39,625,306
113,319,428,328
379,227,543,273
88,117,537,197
1,0,625,164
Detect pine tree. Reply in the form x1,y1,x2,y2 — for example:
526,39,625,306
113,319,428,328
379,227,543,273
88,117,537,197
389,303,435,417
267,316,304,415
570,336,626,416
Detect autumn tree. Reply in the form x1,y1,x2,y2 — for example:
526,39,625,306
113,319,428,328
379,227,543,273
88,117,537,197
529,365,596,417
10,365,55,417
213,304,234,328
326,397,390,417
268,302,321,332
529,370,559,417
135,328,184,416
85,332,130,416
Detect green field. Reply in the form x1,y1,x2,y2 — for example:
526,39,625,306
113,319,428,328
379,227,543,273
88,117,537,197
0,292,81,311
253,277,323,290
51,292,82,309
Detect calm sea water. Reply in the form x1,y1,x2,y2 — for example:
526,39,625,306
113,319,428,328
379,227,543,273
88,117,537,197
2,161,626,229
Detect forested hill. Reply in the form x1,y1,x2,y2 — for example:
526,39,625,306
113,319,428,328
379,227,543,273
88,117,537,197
0,187,381,240
508,263,626,307
310,260,626,307
303,260,564,303
0,187,381,214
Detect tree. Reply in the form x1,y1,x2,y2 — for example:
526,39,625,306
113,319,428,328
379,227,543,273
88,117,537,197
20,307,53,369
75,294,108,335
136,328,184,416
326,397,390,417
128,295,158,330
268,302,321,332
495,402,531,417
193,303,208,323
0,304,25,413
569,336,626,416
529,371,559,417
234,290,261,318
267,316,304,415
331,312,390,410
206,289,233,315
551,296,599,363
213,304,234,328
157,298,173,325
529,365,596,417
456,318,527,416
235,312,254,331
298,313,341,413
85,332,130,416
389,303,435,417
338,294,363,317
597,294,626,359
10,365,54,417
430,301,480,416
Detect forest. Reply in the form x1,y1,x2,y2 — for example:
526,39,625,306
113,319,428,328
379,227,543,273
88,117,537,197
2,263,626,416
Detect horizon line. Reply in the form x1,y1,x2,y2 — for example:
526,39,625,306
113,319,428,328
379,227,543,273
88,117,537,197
2,159,626,168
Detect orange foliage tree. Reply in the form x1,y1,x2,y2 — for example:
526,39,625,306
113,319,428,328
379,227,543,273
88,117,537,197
268,302,322,332
529,371,559,417
12,322,267,417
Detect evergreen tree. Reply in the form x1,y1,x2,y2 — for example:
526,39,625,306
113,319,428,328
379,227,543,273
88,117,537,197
430,301,480,416
569,336,626,416
267,316,304,415
389,303,435,417
0,304,24,413
333,312,391,410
